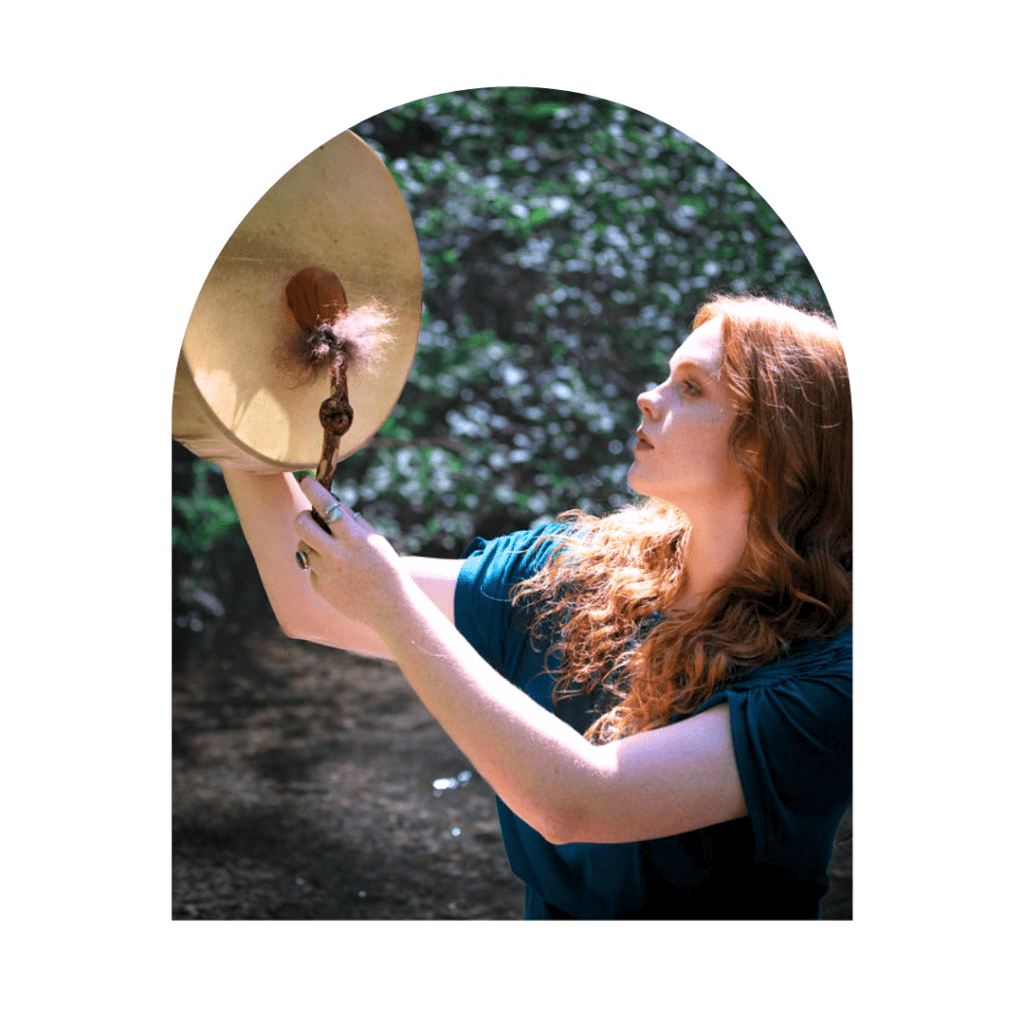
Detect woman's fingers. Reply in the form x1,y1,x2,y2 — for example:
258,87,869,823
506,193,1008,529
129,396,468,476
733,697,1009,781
299,476,338,517
295,510,334,549
294,508,373,560
298,477,362,529
294,476,342,570
290,480,403,627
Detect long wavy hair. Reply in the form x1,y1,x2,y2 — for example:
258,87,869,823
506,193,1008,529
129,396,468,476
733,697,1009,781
511,295,852,743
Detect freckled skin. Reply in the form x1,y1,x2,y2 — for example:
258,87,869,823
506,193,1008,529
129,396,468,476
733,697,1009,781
628,318,748,517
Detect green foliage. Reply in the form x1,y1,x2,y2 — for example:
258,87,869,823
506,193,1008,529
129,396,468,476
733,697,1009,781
341,87,829,553
172,459,241,555
173,86,831,576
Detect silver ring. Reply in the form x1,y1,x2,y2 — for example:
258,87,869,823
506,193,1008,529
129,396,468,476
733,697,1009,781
295,549,309,571
322,501,345,523
352,511,362,521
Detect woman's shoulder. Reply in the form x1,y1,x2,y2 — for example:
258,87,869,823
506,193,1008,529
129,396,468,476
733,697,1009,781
459,521,575,566
730,626,852,695
454,522,578,652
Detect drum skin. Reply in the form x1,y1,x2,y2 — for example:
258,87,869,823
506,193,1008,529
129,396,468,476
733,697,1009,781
172,130,422,473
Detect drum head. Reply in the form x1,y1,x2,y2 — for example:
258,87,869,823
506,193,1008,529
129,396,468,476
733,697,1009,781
173,130,422,472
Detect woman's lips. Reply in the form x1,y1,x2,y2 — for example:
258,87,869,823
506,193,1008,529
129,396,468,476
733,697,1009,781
635,429,654,450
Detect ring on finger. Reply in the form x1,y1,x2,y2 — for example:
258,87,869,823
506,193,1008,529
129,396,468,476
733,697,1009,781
295,549,310,571
322,500,345,523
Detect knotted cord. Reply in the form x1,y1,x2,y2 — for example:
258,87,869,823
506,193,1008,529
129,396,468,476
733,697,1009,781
285,267,356,530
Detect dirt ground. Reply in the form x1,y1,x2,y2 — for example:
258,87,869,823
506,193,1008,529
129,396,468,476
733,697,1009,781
172,614,525,920
172,612,851,921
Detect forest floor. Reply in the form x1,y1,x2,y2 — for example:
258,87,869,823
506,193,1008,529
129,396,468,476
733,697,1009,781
172,612,525,920
172,609,851,921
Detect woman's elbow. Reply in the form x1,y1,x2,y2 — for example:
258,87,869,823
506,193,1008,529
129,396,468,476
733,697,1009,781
539,814,612,846
276,616,308,642
525,799,593,846
267,599,314,643
274,610,332,647
528,814,572,847
536,821,577,846
274,606,393,660
522,759,615,845
261,584,330,643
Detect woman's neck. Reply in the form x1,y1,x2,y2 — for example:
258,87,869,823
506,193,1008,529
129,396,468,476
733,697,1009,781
669,505,750,612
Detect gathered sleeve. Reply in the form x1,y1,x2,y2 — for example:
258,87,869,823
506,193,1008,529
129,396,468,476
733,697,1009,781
453,524,571,684
700,630,853,877
451,525,852,912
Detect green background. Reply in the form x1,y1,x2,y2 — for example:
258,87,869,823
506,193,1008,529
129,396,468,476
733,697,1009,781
9,0,1015,1015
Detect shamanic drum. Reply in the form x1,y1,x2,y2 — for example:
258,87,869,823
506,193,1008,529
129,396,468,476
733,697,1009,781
172,130,422,473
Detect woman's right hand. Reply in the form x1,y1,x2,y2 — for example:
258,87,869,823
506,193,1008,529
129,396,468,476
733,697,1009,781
221,469,464,659
293,477,409,632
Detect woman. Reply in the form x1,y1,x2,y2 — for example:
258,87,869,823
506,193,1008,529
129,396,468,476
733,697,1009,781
223,294,852,919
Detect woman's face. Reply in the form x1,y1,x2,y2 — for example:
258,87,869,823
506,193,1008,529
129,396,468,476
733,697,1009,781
628,317,750,515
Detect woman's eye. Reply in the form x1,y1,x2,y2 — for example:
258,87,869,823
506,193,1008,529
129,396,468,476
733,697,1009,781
679,379,700,396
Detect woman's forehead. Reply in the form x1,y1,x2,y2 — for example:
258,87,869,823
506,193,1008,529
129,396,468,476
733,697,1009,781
670,317,725,376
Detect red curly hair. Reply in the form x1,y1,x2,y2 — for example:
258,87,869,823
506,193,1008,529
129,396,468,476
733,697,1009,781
512,295,852,743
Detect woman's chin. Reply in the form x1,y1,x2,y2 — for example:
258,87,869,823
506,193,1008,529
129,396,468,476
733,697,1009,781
626,465,653,499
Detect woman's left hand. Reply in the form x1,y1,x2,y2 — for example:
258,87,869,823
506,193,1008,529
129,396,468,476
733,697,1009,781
293,477,407,631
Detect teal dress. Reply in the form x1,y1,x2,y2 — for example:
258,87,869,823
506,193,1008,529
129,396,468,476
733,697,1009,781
454,524,853,920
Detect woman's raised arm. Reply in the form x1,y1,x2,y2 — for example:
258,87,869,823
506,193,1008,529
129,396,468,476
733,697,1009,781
293,477,749,845
221,468,463,660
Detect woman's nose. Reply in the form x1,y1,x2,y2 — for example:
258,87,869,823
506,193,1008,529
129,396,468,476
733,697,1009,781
637,387,658,417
